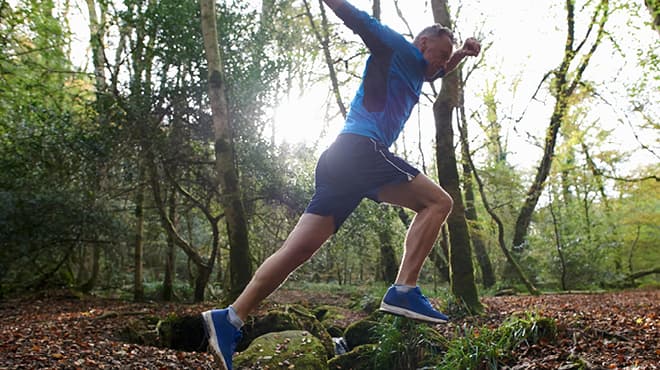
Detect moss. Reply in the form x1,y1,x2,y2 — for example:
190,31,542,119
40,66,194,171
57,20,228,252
313,304,349,337
239,304,334,357
343,319,379,350
234,330,329,370
327,344,376,370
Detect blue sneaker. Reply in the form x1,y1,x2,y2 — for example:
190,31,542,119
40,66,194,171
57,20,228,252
379,285,449,323
201,309,243,370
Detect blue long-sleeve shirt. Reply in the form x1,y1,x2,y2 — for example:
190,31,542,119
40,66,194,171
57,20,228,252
333,2,441,148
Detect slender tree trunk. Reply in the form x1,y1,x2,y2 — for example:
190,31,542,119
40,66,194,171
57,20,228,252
134,162,146,301
512,0,609,250
431,0,482,313
377,227,398,283
146,146,216,302
434,90,482,313
304,0,347,118
200,0,252,300
548,194,567,290
80,0,109,295
162,186,176,301
372,0,380,20
458,104,495,289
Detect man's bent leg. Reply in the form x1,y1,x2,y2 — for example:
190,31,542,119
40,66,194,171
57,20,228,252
376,174,452,323
377,174,453,286
231,213,335,321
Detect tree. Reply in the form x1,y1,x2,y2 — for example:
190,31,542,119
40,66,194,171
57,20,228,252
512,0,610,252
200,0,252,300
0,0,118,295
431,0,482,313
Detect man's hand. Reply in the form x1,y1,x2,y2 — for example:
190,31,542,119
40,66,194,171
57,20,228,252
442,37,481,76
461,37,481,57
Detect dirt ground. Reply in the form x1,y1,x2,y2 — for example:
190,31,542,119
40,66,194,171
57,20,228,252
0,289,657,369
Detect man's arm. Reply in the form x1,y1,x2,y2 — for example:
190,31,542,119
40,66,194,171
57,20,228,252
444,37,481,74
321,0,346,12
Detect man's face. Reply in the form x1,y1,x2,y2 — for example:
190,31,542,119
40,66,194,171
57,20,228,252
421,34,453,81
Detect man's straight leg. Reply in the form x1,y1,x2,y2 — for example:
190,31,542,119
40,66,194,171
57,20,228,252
202,213,335,369
231,213,335,320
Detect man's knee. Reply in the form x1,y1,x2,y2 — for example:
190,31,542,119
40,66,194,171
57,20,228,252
429,188,453,217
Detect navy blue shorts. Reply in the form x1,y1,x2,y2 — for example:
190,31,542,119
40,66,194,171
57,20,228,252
305,134,420,232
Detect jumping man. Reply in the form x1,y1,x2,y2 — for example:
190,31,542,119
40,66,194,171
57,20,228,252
202,0,481,368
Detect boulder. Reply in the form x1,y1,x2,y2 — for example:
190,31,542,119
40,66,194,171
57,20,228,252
327,344,376,370
343,319,380,350
239,304,334,357
234,330,329,370
313,304,350,338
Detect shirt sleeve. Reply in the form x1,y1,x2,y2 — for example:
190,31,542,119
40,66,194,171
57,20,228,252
332,1,402,56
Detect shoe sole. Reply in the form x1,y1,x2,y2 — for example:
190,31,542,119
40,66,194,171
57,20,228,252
379,302,448,324
201,311,230,370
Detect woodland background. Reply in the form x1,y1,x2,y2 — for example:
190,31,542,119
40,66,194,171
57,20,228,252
1,0,659,311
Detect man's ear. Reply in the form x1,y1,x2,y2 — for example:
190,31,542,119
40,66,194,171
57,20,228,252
419,36,428,52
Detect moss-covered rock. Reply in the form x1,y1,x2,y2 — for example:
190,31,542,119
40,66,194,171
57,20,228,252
119,313,207,352
239,304,334,358
313,305,347,322
234,330,329,370
343,319,380,350
327,343,376,370
313,305,349,338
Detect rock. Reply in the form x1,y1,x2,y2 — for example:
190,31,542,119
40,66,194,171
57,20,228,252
327,344,376,370
234,330,329,370
343,319,380,350
239,304,334,358
313,305,349,337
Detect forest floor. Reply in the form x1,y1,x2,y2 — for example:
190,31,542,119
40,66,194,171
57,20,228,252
0,288,657,369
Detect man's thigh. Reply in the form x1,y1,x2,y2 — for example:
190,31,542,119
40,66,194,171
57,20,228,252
376,173,450,212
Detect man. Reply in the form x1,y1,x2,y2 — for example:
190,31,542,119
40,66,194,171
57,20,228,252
202,0,481,368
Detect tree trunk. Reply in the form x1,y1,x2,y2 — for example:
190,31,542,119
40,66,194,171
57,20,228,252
372,0,381,20
377,227,398,283
428,239,450,283
199,0,252,300
163,186,176,301
548,194,567,290
512,0,609,250
458,103,495,289
463,147,541,295
134,162,146,301
146,147,216,303
80,0,108,296
431,0,482,314
304,0,347,118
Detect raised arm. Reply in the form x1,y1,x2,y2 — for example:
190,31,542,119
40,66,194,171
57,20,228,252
321,0,346,11
444,37,481,74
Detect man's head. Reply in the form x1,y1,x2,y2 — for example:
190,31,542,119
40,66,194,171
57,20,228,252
414,25,455,81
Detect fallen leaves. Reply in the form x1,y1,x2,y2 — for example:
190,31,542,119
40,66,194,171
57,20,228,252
0,289,657,369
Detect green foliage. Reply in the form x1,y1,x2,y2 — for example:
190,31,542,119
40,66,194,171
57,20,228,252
373,316,444,370
438,313,556,370
0,0,124,296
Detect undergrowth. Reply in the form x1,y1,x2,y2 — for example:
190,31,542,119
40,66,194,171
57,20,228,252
438,312,557,369
371,312,556,370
